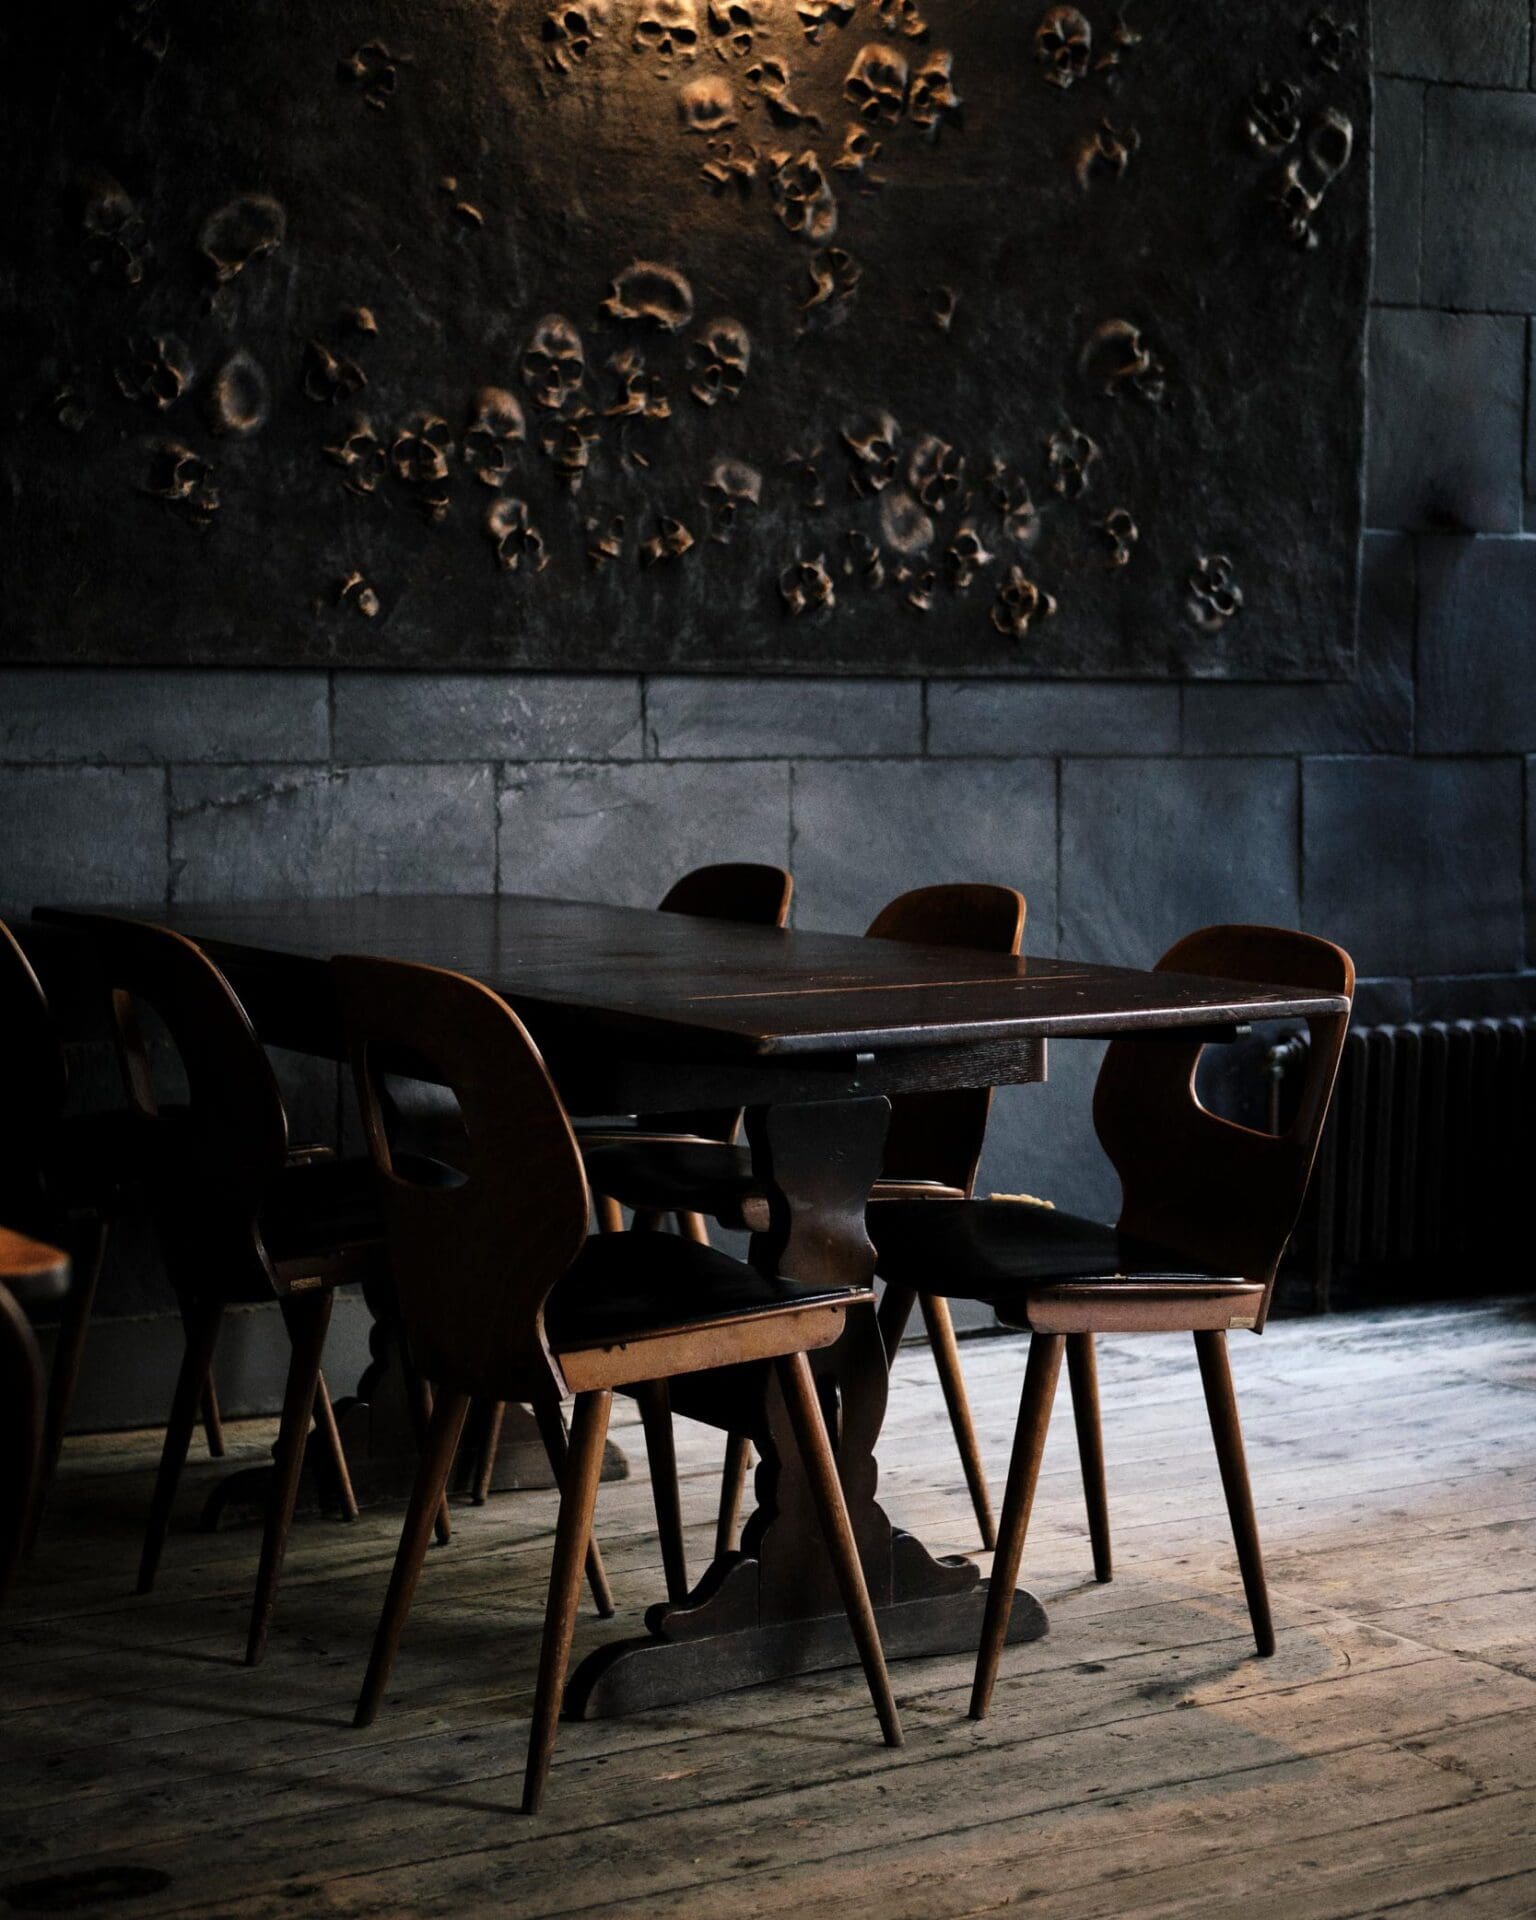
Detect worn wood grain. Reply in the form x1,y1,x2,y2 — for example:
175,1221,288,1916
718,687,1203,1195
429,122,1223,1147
1,1299,1532,1919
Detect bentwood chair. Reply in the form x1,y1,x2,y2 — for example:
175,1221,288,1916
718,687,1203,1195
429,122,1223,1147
585,882,1026,1584
0,919,226,1547
336,953,901,1813
867,925,1355,1716
0,1227,69,1603
468,861,793,1505
81,916,382,1663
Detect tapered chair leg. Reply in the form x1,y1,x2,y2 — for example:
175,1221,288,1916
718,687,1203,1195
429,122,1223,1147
137,1297,224,1595
595,1195,624,1235
523,1389,613,1814
471,1400,506,1505
402,1353,452,1547
634,1379,689,1604
312,1369,359,1522
29,1216,109,1552
776,1351,902,1749
533,1398,614,1619
246,1290,333,1666
876,1283,918,1367
715,1433,752,1558
676,1211,711,1245
1065,1332,1112,1583
200,1377,226,1459
1194,1330,1275,1657
919,1294,997,1552
970,1331,1064,1721
354,1388,472,1728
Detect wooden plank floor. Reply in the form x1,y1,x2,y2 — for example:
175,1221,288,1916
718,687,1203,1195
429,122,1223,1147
3,1300,1534,1920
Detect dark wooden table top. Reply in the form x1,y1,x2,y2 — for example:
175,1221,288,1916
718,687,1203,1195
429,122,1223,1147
36,894,1351,1059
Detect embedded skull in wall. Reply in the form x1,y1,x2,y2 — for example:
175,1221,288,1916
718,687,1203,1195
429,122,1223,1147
633,0,700,62
601,262,695,332
701,457,762,541
841,409,900,495
689,319,751,406
462,387,526,486
521,315,585,411
541,2,607,72
1034,6,1091,89
845,44,909,122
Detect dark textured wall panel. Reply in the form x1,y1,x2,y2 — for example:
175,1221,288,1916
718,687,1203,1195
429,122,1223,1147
0,0,1369,677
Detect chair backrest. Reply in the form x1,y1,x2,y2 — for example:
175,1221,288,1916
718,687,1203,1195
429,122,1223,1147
865,885,1027,1195
0,921,69,1220
335,955,591,1401
80,917,290,1292
645,863,794,1141
658,862,793,927
1093,924,1355,1329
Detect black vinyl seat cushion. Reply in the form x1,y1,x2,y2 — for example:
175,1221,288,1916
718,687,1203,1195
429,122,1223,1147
259,1155,386,1272
582,1138,754,1218
868,1199,1241,1317
545,1229,869,1352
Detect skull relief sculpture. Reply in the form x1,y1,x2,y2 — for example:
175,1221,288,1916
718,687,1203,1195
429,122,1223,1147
115,333,193,412
1099,507,1139,569
678,74,738,136
462,387,526,486
541,2,607,74
689,319,751,406
141,442,219,525
779,554,836,615
1081,319,1166,403
1046,424,1099,498
633,0,699,62
601,262,695,332
992,566,1057,641
845,44,908,122
945,523,993,590
79,172,149,284
1245,77,1302,155
521,315,585,411
841,410,900,495
640,517,696,565
391,410,455,524
1187,553,1243,630
800,247,862,330
605,348,671,422
879,487,934,556
745,58,824,128
833,124,884,189
541,411,599,491
1074,117,1140,189
303,336,367,404
701,458,763,542
198,194,286,284
797,0,854,43
988,461,1039,545
486,497,549,574
875,0,929,41
844,530,885,590
205,350,269,437
708,0,758,58
909,52,961,136
908,433,966,514
766,149,838,244
324,417,387,495
1035,6,1091,89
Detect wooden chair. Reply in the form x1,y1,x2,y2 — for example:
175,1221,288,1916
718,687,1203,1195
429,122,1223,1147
468,862,793,1508
866,925,1355,1716
0,919,226,1547
78,915,382,1663
585,882,1026,1579
0,1227,69,1604
336,953,901,1812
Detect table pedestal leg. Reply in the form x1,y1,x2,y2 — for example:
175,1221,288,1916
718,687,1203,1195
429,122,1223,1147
564,1095,1046,1719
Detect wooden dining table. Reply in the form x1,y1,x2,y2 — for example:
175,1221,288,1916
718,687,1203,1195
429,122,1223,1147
36,893,1350,1719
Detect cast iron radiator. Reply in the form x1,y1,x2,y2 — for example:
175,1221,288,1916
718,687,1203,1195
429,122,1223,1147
1267,1018,1536,1309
